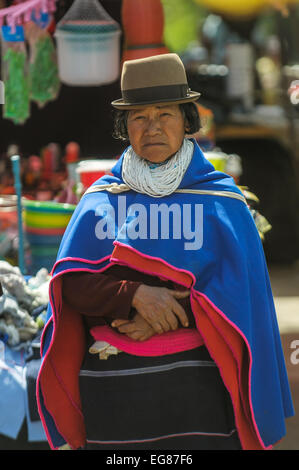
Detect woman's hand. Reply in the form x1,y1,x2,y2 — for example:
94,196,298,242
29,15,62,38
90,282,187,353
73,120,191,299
112,313,156,341
130,284,190,334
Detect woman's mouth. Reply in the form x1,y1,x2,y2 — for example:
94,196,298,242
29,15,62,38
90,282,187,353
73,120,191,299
143,142,165,147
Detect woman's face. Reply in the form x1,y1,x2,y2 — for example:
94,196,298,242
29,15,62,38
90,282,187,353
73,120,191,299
127,104,186,163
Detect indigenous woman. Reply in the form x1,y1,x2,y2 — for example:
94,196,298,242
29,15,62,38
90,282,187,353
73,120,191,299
37,54,293,450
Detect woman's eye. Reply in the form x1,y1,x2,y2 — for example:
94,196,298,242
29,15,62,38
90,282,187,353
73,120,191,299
134,115,145,120
160,113,171,117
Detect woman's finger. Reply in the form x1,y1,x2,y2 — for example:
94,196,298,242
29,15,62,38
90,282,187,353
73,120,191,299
137,308,163,334
117,322,138,333
164,310,179,330
170,298,189,327
151,320,164,334
111,319,131,328
155,310,172,333
169,289,190,299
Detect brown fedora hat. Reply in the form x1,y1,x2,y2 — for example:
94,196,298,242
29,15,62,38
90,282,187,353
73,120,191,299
111,53,201,109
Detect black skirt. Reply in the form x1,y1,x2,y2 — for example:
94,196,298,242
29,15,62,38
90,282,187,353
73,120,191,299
79,342,242,450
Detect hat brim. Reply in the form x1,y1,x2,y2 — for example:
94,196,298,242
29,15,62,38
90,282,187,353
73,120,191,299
111,90,201,110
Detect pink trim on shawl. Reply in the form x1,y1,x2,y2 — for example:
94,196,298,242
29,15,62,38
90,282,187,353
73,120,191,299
192,292,249,420
39,261,116,358
51,254,111,275
112,241,194,287
192,290,272,450
37,255,115,450
90,325,204,357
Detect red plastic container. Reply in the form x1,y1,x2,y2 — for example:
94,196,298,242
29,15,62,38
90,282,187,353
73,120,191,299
77,159,118,189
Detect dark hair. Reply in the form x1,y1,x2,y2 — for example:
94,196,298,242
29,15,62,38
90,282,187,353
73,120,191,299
112,102,201,141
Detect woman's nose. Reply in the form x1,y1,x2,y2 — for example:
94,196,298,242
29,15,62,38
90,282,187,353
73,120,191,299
145,118,162,135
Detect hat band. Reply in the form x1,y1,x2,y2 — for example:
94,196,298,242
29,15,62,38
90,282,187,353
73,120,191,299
122,84,189,104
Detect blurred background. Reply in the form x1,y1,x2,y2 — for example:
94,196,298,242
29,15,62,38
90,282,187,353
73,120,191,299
0,0,298,451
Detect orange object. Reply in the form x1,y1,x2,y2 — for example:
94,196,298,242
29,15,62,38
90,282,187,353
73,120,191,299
196,103,215,141
0,207,17,231
186,103,215,148
0,186,15,195
0,195,18,231
121,0,169,63
122,0,164,45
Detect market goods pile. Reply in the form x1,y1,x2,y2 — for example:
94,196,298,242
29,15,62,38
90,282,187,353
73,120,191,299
0,261,49,347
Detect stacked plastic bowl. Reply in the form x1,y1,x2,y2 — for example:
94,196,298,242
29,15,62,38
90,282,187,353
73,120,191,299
23,199,76,274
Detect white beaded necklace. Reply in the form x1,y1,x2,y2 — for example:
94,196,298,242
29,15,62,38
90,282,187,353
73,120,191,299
122,138,194,198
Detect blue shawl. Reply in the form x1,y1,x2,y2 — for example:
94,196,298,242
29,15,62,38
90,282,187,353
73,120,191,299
37,139,294,450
